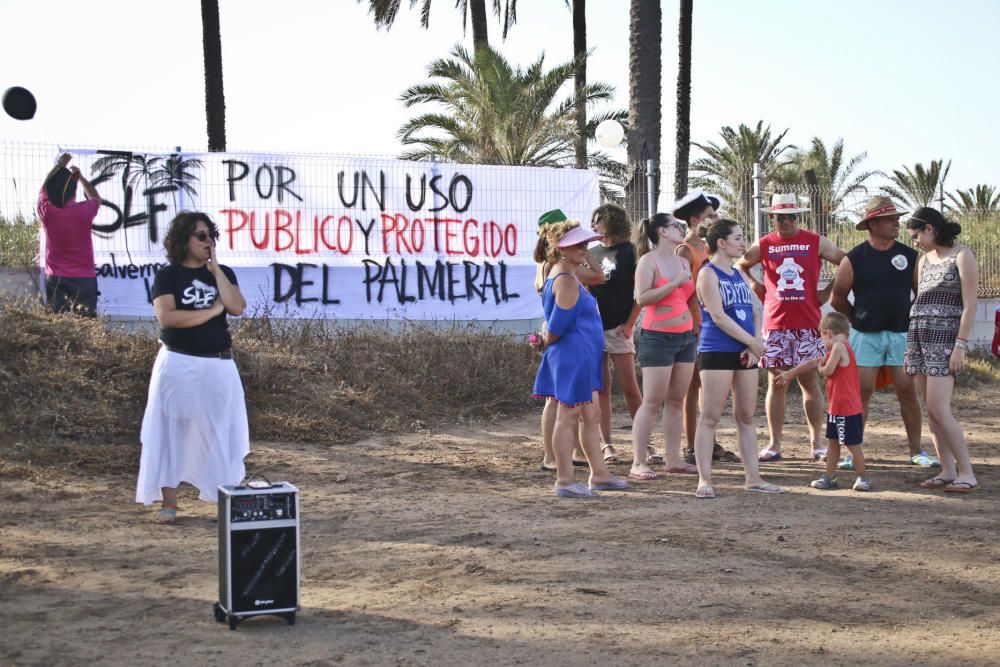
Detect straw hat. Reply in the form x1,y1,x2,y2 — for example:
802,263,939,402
856,196,907,230
762,193,810,214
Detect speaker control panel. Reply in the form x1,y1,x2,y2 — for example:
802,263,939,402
229,492,296,523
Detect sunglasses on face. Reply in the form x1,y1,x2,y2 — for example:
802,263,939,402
192,230,219,242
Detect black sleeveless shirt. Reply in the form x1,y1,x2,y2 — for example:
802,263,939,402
847,241,917,333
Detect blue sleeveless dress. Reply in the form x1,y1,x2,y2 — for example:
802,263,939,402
533,273,605,405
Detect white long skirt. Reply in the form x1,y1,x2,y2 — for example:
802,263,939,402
135,347,250,505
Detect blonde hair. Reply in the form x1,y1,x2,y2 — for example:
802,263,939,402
542,220,581,263
820,311,851,336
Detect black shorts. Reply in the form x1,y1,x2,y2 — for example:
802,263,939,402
699,351,755,371
826,413,864,446
44,276,99,317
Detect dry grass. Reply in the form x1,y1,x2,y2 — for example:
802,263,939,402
0,297,538,476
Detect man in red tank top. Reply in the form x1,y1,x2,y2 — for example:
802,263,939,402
737,193,844,462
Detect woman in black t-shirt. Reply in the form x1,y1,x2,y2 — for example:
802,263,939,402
135,211,250,523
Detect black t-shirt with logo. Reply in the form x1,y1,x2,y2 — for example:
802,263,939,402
588,241,636,330
847,240,917,333
151,264,238,354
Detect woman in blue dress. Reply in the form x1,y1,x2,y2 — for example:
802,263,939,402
533,221,629,498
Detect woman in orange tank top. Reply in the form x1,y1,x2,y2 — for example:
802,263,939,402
628,214,700,481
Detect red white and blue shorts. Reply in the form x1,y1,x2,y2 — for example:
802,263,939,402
759,328,825,369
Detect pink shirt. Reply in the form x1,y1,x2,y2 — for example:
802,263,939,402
37,188,100,278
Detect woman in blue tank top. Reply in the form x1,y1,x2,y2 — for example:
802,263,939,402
692,220,784,498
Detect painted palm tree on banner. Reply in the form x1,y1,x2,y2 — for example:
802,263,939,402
947,184,1000,219
690,121,795,225
882,159,951,209
397,44,626,198
361,0,518,51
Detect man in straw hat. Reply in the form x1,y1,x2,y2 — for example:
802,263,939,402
737,193,845,462
829,196,937,469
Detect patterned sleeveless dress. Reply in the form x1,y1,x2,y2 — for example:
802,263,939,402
904,253,964,376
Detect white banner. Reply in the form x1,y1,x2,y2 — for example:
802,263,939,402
44,149,600,319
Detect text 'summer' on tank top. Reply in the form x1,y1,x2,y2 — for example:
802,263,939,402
698,263,755,353
641,257,695,333
760,229,821,330
826,343,862,417
848,241,917,333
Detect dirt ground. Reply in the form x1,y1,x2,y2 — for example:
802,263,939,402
2,385,999,667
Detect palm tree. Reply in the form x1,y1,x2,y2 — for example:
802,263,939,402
201,0,226,151
882,159,951,209
397,44,625,198
361,0,517,52
690,121,795,225
673,0,693,199
625,0,661,223
571,0,587,169
947,184,1000,218
793,138,877,232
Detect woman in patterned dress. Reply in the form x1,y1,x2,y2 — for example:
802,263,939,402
904,207,980,493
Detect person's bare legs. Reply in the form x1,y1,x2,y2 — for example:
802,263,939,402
858,365,878,422
553,402,583,490
764,368,789,454
542,398,557,468
598,353,614,445
662,361,695,470
631,366,670,477
161,486,178,508
578,394,613,484
914,375,951,481
797,369,826,455
923,375,977,486
694,369,732,493
683,364,702,453
731,368,771,487
892,366,924,457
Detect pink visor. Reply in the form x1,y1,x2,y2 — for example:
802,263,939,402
556,225,603,247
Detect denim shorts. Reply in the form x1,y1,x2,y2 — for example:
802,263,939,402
636,329,698,367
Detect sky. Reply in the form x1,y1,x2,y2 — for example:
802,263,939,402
2,0,999,209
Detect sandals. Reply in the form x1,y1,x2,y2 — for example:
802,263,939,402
156,506,178,524
694,485,716,499
918,477,954,489
628,469,660,481
811,448,828,462
601,444,620,463
646,445,665,465
745,482,786,494
758,448,782,462
943,481,980,494
712,443,741,463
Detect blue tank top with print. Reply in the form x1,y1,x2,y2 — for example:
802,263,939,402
698,263,755,353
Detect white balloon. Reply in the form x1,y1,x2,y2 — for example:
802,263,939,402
595,119,624,148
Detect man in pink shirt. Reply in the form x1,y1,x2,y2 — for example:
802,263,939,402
37,153,102,316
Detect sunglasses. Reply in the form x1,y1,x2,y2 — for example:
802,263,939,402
192,230,219,242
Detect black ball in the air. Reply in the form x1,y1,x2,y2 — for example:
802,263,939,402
3,86,37,120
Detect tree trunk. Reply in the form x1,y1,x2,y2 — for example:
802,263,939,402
625,0,662,223
469,0,489,51
201,0,227,152
673,0,692,199
573,0,587,170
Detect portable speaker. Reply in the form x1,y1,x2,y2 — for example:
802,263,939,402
214,482,300,630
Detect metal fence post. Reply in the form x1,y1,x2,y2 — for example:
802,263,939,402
752,162,763,243
646,159,657,219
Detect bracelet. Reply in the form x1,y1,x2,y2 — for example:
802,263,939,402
954,339,968,350
956,336,968,343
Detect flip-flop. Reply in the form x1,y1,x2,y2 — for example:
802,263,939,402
745,482,786,494
918,477,955,489
712,443,741,463
628,470,660,481
539,462,557,472
694,486,716,499
646,445,665,464
554,482,598,498
601,444,620,463
758,449,782,462
156,507,178,524
811,448,828,462
572,458,589,467
943,481,980,494
589,475,629,491
665,464,698,474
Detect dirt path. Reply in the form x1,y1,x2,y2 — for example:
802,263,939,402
2,387,999,666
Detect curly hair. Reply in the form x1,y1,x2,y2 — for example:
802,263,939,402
541,220,581,264
163,211,219,265
592,203,630,243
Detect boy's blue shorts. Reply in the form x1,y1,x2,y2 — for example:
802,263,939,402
826,413,864,446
